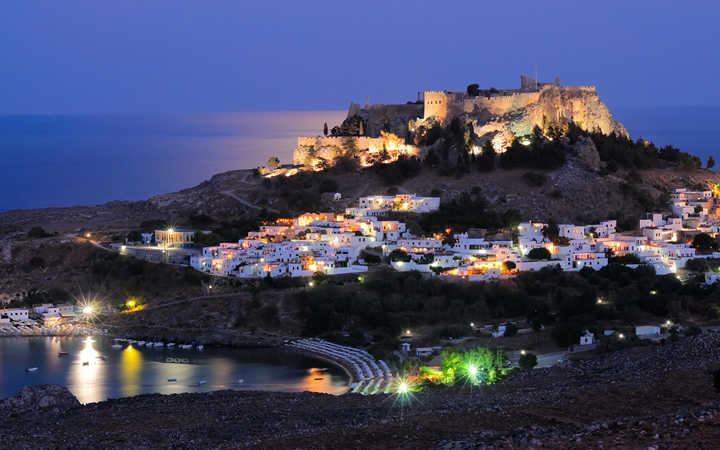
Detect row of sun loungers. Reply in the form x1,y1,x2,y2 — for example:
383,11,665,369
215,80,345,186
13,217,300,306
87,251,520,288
0,323,100,336
287,338,394,395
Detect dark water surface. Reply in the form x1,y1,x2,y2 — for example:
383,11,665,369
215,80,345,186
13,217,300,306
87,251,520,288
0,336,349,403
0,111,346,211
0,108,717,212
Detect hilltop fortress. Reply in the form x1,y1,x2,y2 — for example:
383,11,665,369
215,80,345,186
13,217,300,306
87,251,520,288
293,75,628,167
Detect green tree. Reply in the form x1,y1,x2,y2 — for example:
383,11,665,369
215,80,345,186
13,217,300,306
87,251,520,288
692,233,716,252
466,83,480,97
503,261,516,271
707,155,715,169
527,247,552,260
267,156,280,170
323,122,328,136
518,353,538,370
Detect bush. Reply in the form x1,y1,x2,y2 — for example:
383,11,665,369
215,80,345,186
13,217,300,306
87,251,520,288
27,227,51,238
503,323,518,337
518,353,538,370
318,178,339,193
522,171,548,187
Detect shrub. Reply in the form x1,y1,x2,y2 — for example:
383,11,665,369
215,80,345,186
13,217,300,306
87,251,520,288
318,178,339,193
503,323,518,337
518,353,538,370
27,227,51,238
522,171,548,187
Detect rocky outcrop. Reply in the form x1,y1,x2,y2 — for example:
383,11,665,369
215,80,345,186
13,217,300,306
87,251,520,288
0,385,80,417
469,85,628,148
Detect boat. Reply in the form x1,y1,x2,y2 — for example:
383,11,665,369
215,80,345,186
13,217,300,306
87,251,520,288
58,352,70,357
82,361,89,366
168,378,177,382
197,345,204,351
197,380,207,385
26,367,39,372
179,344,192,349
111,344,123,349
136,341,145,345
153,342,164,347
145,342,153,347
167,343,175,348
314,377,324,381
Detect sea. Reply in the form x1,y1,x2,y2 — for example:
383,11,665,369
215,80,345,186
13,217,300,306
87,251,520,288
0,107,717,212
0,336,349,403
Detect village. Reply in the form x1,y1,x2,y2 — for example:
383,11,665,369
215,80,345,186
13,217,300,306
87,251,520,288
187,188,720,285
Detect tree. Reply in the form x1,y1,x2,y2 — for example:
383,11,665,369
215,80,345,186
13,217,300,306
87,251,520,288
503,323,518,337
503,261,516,271
126,230,143,242
518,353,538,370
708,156,715,169
323,122,328,136
466,83,480,97
267,156,280,170
527,247,552,260
692,233,716,252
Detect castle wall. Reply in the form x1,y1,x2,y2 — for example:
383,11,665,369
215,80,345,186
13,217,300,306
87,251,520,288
423,91,449,121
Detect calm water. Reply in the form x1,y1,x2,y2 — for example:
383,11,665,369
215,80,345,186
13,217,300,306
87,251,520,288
0,111,346,211
0,107,717,212
0,336,349,403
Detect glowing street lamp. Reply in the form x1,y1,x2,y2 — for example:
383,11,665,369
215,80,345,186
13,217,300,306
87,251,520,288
618,333,625,340
397,382,409,394
82,305,93,315
126,299,136,309
520,349,527,356
467,365,478,377
405,329,411,335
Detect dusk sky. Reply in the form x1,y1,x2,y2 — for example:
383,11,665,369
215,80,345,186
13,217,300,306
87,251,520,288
2,0,719,114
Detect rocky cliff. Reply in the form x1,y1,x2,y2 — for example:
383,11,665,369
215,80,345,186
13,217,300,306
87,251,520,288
469,85,628,150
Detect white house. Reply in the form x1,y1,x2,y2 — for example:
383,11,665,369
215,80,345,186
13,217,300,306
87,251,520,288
0,308,29,321
579,330,595,345
706,272,720,285
635,325,661,337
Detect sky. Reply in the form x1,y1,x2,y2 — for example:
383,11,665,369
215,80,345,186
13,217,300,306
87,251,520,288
1,0,719,114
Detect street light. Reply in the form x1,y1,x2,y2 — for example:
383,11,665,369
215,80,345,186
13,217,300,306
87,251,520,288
82,305,93,315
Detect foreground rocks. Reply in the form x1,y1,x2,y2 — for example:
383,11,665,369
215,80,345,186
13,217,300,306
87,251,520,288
0,385,79,418
2,334,720,448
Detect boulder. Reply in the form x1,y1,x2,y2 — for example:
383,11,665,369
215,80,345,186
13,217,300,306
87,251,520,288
0,385,80,417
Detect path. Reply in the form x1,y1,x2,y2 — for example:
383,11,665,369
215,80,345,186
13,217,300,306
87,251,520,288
219,190,279,213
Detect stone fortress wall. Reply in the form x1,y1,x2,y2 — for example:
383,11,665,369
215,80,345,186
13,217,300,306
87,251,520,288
292,75,627,167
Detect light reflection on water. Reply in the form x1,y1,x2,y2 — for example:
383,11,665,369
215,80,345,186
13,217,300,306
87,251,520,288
0,336,349,404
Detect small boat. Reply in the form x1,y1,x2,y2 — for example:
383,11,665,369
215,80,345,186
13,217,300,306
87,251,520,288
179,344,192,349
111,344,122,349
167,343,175,348
197,345,204,351
314,377,324,381
168,378,177,382
82,361,89,366
145,342,153,347
58,352,70,357
26,367,39,373
137,341,145,345
153,342,164,347
197,380,207,385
